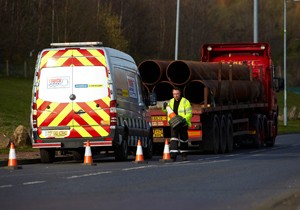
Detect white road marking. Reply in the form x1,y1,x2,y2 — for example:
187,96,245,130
23,181,46,185
226,154,242,157
249,149,268,154
66,171,112,179
122,165,155,171
165,159,230,167
204,156,221,160
195,159,229,165
0,185,13,188
165,161,192,165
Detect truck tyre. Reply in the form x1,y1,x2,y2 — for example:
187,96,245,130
252,114,263,149
114,131,128,161
262,115,268,145
226,114,234,153
202,114,220,154
202,115,210,153
144,136,153,159
219,115,227,154
266,114,277,147
212,115,220,154
40,148,55,163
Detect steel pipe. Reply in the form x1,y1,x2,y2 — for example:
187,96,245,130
152,81,175,101
166,61,250,85
183,79,263,104
138,60,171,85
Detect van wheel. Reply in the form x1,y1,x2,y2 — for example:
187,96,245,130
115,138,128,161
40,149,55,163
144,137,153,159
72,149,84,161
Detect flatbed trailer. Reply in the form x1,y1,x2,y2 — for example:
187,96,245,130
139,42,283,153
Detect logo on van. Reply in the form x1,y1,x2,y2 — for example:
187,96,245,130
75,84,103,88
127,76,137,98
47,77,70,89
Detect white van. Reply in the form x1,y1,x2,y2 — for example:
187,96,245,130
30,42,156,163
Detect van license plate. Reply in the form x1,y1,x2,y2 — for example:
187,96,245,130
43,130,70,138
153,128,164,138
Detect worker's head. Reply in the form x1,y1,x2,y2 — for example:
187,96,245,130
172,87,181,101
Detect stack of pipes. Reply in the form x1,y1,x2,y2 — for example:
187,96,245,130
138,60,264,106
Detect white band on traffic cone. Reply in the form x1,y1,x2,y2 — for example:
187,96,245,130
163,144,170,153
9,148,16,160
136,146,143,155
84,146,92,157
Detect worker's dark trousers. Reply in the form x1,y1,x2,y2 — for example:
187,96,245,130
170,125,188,160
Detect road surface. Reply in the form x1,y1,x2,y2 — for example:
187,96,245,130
1,134,300,210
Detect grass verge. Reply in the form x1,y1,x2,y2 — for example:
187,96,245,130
0,77,32,137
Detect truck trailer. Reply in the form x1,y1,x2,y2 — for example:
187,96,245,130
138,43,283,153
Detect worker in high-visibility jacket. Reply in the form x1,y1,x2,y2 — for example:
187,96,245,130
163,87,192,161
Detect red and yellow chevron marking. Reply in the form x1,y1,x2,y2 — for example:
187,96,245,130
37,96,111,138
36,48,112,139
40,49,107,69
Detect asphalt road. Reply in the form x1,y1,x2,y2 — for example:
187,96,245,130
1,134,300,210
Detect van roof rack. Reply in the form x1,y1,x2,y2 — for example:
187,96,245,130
50,42,103,47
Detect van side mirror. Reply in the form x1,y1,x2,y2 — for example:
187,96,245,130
149,92,157,106
273,77,284,92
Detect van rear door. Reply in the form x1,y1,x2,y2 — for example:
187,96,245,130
37,49,110,139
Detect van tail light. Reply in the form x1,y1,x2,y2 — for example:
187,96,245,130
32,103,37,128
110,100,117,127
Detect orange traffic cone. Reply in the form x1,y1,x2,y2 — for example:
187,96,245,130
83,141,96,166
166,105,184,129
6,142,22,169
134,139,147,164
166,106,176,119
159,139,173,162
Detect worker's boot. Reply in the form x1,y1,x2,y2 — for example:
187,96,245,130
182,153,187,161
180,140,188,161
170,153,177,161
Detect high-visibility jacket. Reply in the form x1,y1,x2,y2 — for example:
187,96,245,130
163,97,192,127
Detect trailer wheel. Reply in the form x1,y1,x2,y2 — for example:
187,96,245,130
219,115,227,154
262,115,268,146
40,148,55,163
266,114,277,147
202,114,220,154
252,114,263,149
212,115,220,154
226,114,234,153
